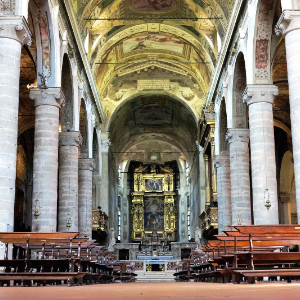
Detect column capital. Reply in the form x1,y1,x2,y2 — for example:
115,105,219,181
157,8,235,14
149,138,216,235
29,88,61,108
59,131,82,147
0,16,31,46
226,128,249,144
101,139,111,153
243,85,278,106
215,152,230,168
275,10,300,37
79,158,94,171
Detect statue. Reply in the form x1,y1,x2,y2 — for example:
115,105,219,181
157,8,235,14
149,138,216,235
150,164,156,173
194,226,202,249
134,164,148,173
159,165,173,173
108,227,116,251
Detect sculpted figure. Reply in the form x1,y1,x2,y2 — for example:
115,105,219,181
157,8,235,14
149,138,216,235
194,226,202,249
108,227,116,251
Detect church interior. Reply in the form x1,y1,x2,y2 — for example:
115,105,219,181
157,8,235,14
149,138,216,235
1,0,300,298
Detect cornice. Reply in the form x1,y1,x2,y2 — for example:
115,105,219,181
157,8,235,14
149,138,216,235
205,0,244,108
63,0,105,123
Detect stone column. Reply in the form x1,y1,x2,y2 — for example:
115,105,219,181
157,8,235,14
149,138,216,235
244,85,279,224
92,175,101,209
100,136,111,215
226,129,252,225
276,11,300,223
0,17,31,237
29,88,61,232
215,152,232,234
204,154,211,208
196,143,207,215
58,131,82,232
78,159,94,238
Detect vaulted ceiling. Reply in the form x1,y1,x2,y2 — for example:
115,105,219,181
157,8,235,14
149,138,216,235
70,0,235,165
71,0,234,124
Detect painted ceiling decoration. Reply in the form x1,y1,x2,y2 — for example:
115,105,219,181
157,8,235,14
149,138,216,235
69,0,235,166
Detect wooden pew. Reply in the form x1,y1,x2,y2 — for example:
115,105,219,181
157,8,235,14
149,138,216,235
0,233,89,286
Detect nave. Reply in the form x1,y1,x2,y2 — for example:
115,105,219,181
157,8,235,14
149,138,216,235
2,0,300,297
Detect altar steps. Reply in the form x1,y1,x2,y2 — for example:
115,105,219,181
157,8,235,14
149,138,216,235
136,271,175,282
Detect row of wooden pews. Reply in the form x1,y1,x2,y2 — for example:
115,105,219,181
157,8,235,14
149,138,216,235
0,232,121,286
175,225,300,284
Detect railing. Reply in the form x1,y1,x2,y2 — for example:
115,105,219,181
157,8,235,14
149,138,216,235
119,260,182,272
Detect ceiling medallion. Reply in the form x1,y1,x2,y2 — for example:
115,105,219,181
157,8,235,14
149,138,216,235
150,153,158,161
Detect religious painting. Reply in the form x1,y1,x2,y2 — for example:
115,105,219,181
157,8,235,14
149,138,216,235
134,104,172,125
256,39,269,69
123,35,184,54
144,196,164,230
37,11,51,68
130,0,176,12
145,178,163,191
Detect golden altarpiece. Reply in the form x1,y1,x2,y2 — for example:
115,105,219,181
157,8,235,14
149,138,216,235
131,164,177,242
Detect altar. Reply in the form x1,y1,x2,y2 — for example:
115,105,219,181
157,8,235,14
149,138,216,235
131,164,177,243
137,256,173,260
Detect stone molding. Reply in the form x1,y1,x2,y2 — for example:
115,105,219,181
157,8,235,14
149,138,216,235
92,174,101,185
101,139,111,153
215,152,230,168
195,141,204,153
59,131,82,147
0,16,31,46
243,85,278,106
226,128,250,144
275,10,300,37
78,158,94,171
29,88,61,108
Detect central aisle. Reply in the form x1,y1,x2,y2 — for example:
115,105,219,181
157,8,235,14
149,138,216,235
1,282,300,300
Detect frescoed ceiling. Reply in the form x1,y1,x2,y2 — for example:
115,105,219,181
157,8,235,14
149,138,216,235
70,0,235,166
71,0,235,125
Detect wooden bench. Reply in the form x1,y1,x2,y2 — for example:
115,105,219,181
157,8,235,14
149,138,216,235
0,272,86,286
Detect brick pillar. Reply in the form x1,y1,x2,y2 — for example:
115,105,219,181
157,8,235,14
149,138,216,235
0,17,31,259
30,88,61,232
244,85,279,224
215,152,232,233
78,159,94,238
226,129,252,225
276,11,300,223
58,131,82,232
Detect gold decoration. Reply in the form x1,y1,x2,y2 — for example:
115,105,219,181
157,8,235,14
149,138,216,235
131,164,176,241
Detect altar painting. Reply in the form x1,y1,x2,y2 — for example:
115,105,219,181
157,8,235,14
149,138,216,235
123,35,184,54
145,178,163,191
144,196,164,230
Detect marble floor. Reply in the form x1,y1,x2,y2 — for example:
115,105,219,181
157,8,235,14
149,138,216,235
0,282,300,300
